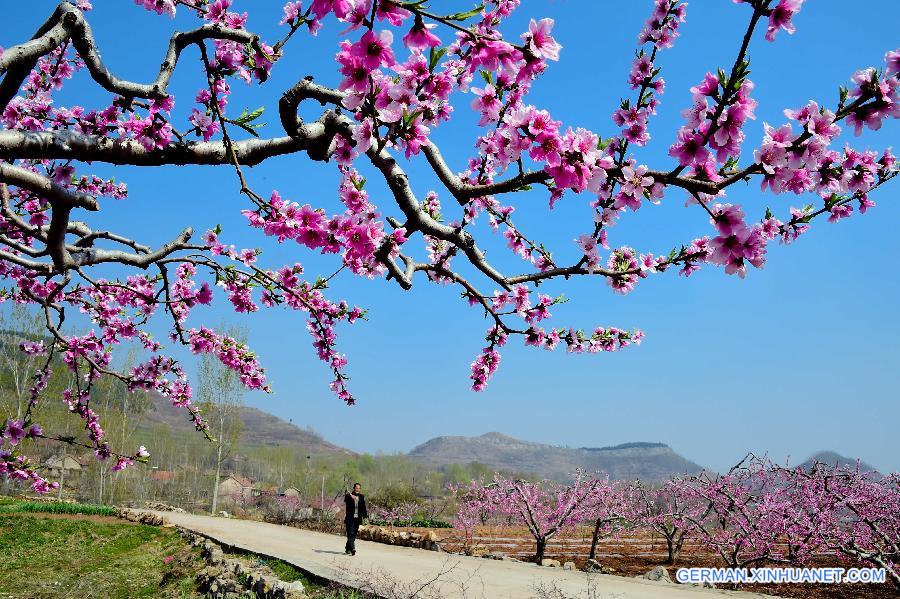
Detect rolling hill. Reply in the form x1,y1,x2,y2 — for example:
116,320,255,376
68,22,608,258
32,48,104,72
798,450,880,474
141,393,354,457
408,432,706,482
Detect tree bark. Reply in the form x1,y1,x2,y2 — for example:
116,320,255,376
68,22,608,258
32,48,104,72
666,536,676,564
57,450,66,501
534,538,547,564
666,530,685,564
210,411,225,515
589,518,603,561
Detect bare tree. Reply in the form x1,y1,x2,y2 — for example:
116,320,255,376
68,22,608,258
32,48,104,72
198,326,247,515
0,303,44,420
0,304,44,494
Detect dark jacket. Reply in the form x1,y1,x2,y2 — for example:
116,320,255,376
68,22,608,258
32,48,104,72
344,492,367,522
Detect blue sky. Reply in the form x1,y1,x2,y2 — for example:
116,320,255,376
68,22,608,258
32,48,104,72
4,1,899,473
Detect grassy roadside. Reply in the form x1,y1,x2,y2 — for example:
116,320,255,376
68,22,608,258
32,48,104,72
0,499,202,599
0,497,371,598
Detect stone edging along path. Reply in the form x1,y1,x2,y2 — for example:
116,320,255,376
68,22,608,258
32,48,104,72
117,508,310,598
116,509,783,599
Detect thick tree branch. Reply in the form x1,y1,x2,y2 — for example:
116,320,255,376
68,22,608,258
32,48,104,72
0,130,317,167
0,163,98,210
366,145,511,290
422,142,551,203
0,2,262,109
69,227,195,269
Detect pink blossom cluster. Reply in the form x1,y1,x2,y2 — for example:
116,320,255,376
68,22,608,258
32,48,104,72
62,388,110,457
370,501,421,525
765,0,803,42
613,0,687,146
670,73,757,168
732,1,804,43
202,227,363,404
707,204,767,278
468,285,643,390
470,346,501,392
677,456,899,576
134,0,177,18
846,64,900,134
187,327,269,391
0,444,58,495
577,233,709,290
241,168,394,279
1,419,40,447
212,2,275,84
0,42,179,154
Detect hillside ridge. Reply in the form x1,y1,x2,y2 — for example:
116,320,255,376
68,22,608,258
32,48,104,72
141,394,353,456
408,431,705,482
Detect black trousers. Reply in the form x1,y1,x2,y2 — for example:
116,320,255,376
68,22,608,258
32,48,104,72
345,517,361,553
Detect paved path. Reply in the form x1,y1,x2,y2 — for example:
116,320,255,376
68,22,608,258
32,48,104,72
150,511,775,599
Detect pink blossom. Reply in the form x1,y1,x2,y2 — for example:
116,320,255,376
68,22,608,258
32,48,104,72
281,1,304,25
765,0,804,42
402,15,441,51
521,18,561,61
351,30,395,70
668,128,710,166
189,109,219,141
2,420,26,446
134,0,176,17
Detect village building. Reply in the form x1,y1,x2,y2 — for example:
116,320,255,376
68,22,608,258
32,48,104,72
217,474,260,504
44,455,83,479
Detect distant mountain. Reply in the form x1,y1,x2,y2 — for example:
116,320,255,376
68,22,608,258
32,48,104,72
408,432,704,482
141,394,353,457
798,450,880,474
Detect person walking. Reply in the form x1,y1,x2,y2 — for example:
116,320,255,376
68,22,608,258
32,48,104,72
344,482,367,556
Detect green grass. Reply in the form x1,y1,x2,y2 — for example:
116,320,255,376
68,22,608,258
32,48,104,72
312,590,366,599
0,512,202,598
247,553,369,597
4,500,116,517
255,556,309,583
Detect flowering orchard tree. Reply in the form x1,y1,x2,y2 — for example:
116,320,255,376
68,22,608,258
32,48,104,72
584,477,635,563
676,455,900,586
0,0,898,491
678,455,810,568
450,479,496,549
462,472,601,563
370,500,419,525
773,462,900,587
454,464,899,582
631,478,712,564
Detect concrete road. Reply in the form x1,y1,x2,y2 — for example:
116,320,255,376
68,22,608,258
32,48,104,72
150,510,775,599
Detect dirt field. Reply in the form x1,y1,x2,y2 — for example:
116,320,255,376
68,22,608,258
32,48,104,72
384,525,895,599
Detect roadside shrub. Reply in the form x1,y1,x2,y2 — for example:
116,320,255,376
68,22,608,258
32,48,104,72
368,484,417,511
367,517,452,529
260,495,303,525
